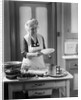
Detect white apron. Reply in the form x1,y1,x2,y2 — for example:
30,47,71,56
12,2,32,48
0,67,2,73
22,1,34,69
21,34,46,70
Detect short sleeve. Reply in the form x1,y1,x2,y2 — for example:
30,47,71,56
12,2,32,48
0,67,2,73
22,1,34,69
42,36,46,49
21,38,29,58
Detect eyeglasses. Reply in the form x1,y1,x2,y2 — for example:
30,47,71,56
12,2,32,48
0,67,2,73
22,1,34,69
29,27,38,31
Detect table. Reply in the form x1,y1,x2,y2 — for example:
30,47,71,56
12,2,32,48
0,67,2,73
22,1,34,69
3,71,73,99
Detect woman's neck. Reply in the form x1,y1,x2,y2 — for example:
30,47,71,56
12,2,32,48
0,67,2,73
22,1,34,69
31,34,37,42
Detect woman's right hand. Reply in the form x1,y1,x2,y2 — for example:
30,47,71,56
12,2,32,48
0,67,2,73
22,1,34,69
35,51,43,57
26,52,43,59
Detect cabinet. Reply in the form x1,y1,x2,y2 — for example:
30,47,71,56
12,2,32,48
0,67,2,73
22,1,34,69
4,72,73,99
65,58,78,97
61,3,78,96
63,3,78,39
8,82,52,99
28,89,52,97
71,3,78,33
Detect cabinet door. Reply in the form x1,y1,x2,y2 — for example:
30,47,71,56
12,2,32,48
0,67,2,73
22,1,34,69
28,89,52,97
64,3,78,39
70,68,78,97
71,3,78,33
66,59,78,97
70,69,78,91
8,83,23,99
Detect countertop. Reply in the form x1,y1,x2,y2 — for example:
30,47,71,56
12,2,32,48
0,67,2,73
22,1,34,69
62,55,78,59
3,70,73,83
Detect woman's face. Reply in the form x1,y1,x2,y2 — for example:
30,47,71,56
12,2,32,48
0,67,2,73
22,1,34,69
29,27,37,36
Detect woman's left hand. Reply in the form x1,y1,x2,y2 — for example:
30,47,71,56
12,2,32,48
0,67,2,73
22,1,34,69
36,51,43,57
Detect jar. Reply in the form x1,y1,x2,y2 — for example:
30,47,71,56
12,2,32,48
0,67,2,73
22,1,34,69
56,66,60,74
47,64,55,76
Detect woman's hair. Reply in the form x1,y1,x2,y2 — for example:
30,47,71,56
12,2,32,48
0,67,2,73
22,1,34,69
25,19,38,31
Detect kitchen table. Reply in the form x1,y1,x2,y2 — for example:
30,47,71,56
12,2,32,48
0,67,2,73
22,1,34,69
3,71,73,99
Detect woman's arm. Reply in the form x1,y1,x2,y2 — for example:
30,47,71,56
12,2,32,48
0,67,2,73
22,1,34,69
42,36,46,49
21,38,28,58
22,38,41,58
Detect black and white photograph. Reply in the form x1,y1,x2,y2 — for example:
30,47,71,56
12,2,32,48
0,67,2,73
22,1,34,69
2,0,78,99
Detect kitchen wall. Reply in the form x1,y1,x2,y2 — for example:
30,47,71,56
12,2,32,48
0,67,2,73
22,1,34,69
3,0,11,62
57,3,63,67
63,3,78,39
57,3,78,68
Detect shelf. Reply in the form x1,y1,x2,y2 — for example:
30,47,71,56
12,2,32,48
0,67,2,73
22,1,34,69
62,55,78,59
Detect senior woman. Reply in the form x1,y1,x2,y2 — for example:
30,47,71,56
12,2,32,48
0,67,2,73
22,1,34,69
21,19,46,72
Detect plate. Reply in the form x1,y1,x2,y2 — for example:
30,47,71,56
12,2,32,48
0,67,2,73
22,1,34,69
51,73,67,77
49,71,68,78
41,48,55,55
6,74,17,79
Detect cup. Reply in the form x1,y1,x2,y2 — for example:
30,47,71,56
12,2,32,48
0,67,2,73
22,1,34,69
47,64,56,76
56,65,60,74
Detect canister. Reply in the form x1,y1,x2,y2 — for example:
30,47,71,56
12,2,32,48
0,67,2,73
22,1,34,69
47,64,55,76
56,65,60,74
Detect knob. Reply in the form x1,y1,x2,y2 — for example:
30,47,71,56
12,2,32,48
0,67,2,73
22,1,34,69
74,64,78,66
23,90,26,93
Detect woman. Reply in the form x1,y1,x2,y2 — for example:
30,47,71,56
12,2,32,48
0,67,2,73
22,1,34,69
21,19,46,72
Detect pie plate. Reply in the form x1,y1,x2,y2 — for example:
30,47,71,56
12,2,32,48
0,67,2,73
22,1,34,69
49,70,68,78
41,48,55,55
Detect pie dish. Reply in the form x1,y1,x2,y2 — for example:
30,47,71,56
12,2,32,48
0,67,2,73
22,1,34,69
49,70,68,77
41,48,55,55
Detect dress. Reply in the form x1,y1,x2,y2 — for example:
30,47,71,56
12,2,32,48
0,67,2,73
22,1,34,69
21,33,46,70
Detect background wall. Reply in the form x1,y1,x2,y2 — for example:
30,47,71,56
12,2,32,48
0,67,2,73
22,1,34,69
57,3,63,67
64,3,78,39
57,3,78,68
3,0,11,62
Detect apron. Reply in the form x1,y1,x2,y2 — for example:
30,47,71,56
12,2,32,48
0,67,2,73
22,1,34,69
21,34,46,70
